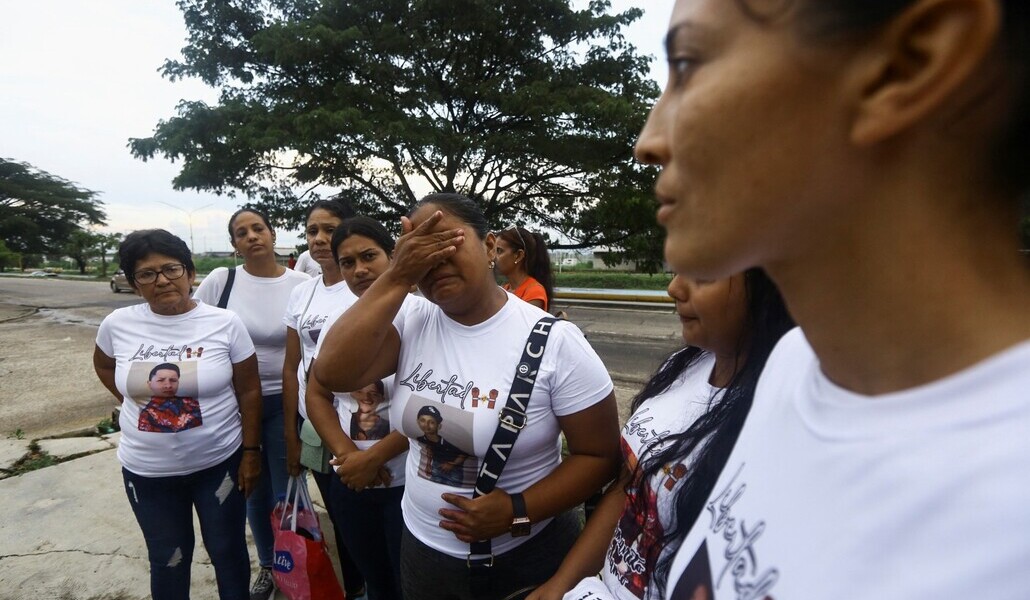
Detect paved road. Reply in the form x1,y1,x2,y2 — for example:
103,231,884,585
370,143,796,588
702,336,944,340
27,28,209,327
0,277,682,435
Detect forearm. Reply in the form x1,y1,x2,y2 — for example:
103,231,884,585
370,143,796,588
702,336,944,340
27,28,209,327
547,477,628,589
92,346,123,403
521,451,618,523
282,376,301,441
365,431,409,464
238,390,263,448
313,271,407,391
305,376,359,458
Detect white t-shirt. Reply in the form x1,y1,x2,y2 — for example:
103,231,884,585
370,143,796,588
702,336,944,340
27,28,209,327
194,266,309,395
310,298,418,488
392,292,614,558
293,250,322,278
569,352,720,600
96,301,256,477
658,329,1030,600
282,276,358,420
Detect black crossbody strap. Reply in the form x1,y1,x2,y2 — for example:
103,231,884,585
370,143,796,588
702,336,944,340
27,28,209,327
468,315,556,568
216,267,237,309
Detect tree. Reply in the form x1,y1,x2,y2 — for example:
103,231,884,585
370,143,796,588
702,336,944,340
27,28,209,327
0,239,20,271
0,158,107,256
130,0,662,265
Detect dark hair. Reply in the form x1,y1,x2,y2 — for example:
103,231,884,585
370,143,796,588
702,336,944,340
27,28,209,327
737,0,1030,196
417,405,442,422
118,229,196,287
148,362,180,380
499,227,555,306
227,207,273,240
409,193,490,239
629,268,795,596
331,216,396,264
305,198,356,225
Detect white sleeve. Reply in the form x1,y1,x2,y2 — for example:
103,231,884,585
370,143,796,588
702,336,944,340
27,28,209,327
96,314,115,356
227,313,257,363
562,577,617,600
193,267,227,305
547,322,615,417
282,280,306,330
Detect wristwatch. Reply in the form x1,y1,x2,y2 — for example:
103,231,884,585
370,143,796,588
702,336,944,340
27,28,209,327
510,492,531,537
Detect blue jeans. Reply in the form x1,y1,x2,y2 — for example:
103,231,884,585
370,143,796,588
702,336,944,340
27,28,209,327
246,393,290,568
122,448,250,600
329,479,405,600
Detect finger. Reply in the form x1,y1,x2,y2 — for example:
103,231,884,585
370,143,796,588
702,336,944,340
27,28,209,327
400,216,413,235
440,493,472,510
437,507,468,522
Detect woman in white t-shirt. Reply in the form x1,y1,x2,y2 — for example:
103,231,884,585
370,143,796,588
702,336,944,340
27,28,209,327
93,229,263,600
314,194,621,600
280,198,366,598
193,207,309,600
306,216,413,600
529,271,792,600
631,1,1030,598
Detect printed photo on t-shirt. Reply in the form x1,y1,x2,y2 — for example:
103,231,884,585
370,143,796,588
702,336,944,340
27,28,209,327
348,379,391,441
126,361,202,434
669,540,714,600
402,399,479,487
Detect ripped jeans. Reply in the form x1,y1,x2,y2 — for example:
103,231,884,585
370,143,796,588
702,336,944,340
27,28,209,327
122,448,250,600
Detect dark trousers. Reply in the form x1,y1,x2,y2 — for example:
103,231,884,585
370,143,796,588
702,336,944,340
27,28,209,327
246,393,290,568
297,414,367,596
400,510,581,600
122,448,250,600
328,478,405,600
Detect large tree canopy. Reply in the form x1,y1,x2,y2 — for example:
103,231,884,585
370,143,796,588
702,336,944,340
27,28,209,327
130,0,662,264
0,158,106,256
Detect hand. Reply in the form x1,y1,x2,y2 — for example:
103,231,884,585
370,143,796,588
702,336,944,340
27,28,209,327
331,450,384,491
388,211,465,286
238,451,262,498
438,489,515,543
285,434,302,477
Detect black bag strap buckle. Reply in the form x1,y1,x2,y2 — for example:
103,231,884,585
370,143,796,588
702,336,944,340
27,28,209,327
467,552,495,568
498,405,528,430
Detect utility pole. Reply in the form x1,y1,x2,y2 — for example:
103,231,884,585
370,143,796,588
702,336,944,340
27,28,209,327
157,202,213,253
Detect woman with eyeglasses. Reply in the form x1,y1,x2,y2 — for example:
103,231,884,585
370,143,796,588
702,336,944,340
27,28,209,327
193,207,310,600
93,229,262,600
494,227,554,312
314,194,620,600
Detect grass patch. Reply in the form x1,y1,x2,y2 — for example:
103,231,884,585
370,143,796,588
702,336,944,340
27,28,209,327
8,442,58,475
555,271,673,290
7,428,25,440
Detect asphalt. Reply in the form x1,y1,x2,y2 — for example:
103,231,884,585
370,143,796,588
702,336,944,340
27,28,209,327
0,299,669,600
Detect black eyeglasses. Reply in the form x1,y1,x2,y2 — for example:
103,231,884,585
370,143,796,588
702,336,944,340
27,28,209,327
133,263,187,285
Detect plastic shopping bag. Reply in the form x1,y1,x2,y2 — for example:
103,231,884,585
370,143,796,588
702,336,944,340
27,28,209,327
271,476,346,600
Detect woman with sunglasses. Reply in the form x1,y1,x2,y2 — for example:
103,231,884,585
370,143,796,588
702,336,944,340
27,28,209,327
315,194,620,600
193,207,310,600
630,1,1030,598
93,229,262,600
494,226,554,312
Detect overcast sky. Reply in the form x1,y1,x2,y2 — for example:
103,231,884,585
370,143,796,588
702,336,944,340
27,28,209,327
0,1,674,253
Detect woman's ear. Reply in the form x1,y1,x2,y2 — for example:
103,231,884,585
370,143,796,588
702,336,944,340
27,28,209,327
849,0,1001,145
484,232,498,262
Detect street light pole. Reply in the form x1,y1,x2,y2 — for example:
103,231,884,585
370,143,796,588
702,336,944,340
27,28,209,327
157,202,214,253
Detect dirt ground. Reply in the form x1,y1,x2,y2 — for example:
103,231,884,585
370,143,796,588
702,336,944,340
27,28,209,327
0,305,117,438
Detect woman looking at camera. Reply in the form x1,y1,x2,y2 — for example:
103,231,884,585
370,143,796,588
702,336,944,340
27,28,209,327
93,229,262,600
631,1,1030,598
314,194,621,600
193,207,309,600
494,226,554,312
306,216,413,600
280,199,366,598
